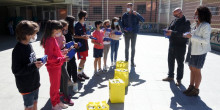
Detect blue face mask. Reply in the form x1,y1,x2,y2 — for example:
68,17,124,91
114,22,119,26
107,25,110,28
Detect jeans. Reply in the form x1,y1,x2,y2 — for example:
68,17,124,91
22,89,39,108
124,32,137,63
168,45,186,80
111,40,119,62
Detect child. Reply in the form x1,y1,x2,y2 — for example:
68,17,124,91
110,17,122,65
92,21,104,75
12,20,42,110
55,19,74,106
102,20,111,71
74,10,90,81
40,20,68,110
65,16,79,92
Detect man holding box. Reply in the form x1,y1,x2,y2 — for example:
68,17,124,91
121,3,145,67
162,8,190,86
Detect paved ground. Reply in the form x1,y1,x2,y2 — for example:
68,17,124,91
0,34,220,110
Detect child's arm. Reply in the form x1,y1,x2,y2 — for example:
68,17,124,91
74,35,89,40
46,38,66,63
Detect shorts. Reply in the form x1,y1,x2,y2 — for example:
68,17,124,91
93,48,103,58
186,53,207,69
22,89,39,108
77,50,88,60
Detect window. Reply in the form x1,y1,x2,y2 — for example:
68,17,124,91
208,6,219,15
137,5,146,14
115,6,123,14
93,7,102,14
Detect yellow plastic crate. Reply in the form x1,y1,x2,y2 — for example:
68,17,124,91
87,101,109,110
114,69,129,87
109,79,125,103
116,60,128,69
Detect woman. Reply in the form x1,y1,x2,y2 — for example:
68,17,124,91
184,6,212,96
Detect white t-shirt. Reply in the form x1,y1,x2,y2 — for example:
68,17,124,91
103,28,111,45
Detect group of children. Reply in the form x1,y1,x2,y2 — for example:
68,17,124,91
11,10,122,110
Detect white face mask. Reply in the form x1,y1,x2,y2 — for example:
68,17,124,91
127,8,131,12
114,22,119,26
55,32,62,37
30,34,37,43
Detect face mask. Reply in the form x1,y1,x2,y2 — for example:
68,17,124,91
84,17,87,21
30,34,37,43
106,25,110,28
55,32,62,37
63,30,68,35
127,8,131,12
114,22,119,26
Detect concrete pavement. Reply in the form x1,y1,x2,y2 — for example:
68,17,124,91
0,34,219,110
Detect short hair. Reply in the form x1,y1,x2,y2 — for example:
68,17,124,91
103,19,110,26
78,10,87,20
197,6,212,24
15,20,39,41
95,21,103,28
59,19,68,28
127,3,133,7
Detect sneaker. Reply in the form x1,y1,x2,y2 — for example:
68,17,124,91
73,83,78,93
183,85,194,94
175,80,181,86
52,104,61,110
98,69,103,74
77,74,85,81
186,88,199,96
94,70,99,76
59,102,68,109
63,98,74,106
103,66,107,72
131,62,136,67
162,77,174,81
111,62,114,66
82,72,90,79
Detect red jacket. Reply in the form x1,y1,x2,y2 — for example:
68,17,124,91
44,37,66,68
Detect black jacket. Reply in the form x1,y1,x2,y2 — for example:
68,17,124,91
11,42,40,93
168,16,191,47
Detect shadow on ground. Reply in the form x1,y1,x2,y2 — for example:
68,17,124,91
40,99,52,110
169,81,212,110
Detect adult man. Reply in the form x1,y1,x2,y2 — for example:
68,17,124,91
162,8,191,86
121,3,145,67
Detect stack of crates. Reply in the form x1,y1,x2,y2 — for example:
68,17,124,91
87,101,109,110
114,69,129,87
109,60,129,103
109,79,125,103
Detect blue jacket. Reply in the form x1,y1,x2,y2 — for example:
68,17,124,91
121,12,145,33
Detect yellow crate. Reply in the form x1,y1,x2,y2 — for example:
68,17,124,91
109,79,125,103
114,69,129,87
116,60,128,69
87,101,109,110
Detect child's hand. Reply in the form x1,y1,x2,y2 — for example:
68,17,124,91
65,56,70,62
74,43,78,48
63,49,69,55
35,61,43,68
99,43,103,46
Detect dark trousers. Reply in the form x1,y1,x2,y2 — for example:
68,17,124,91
124,32,137,63
60,62,71,98
168,45,186,80
67,57,77,82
